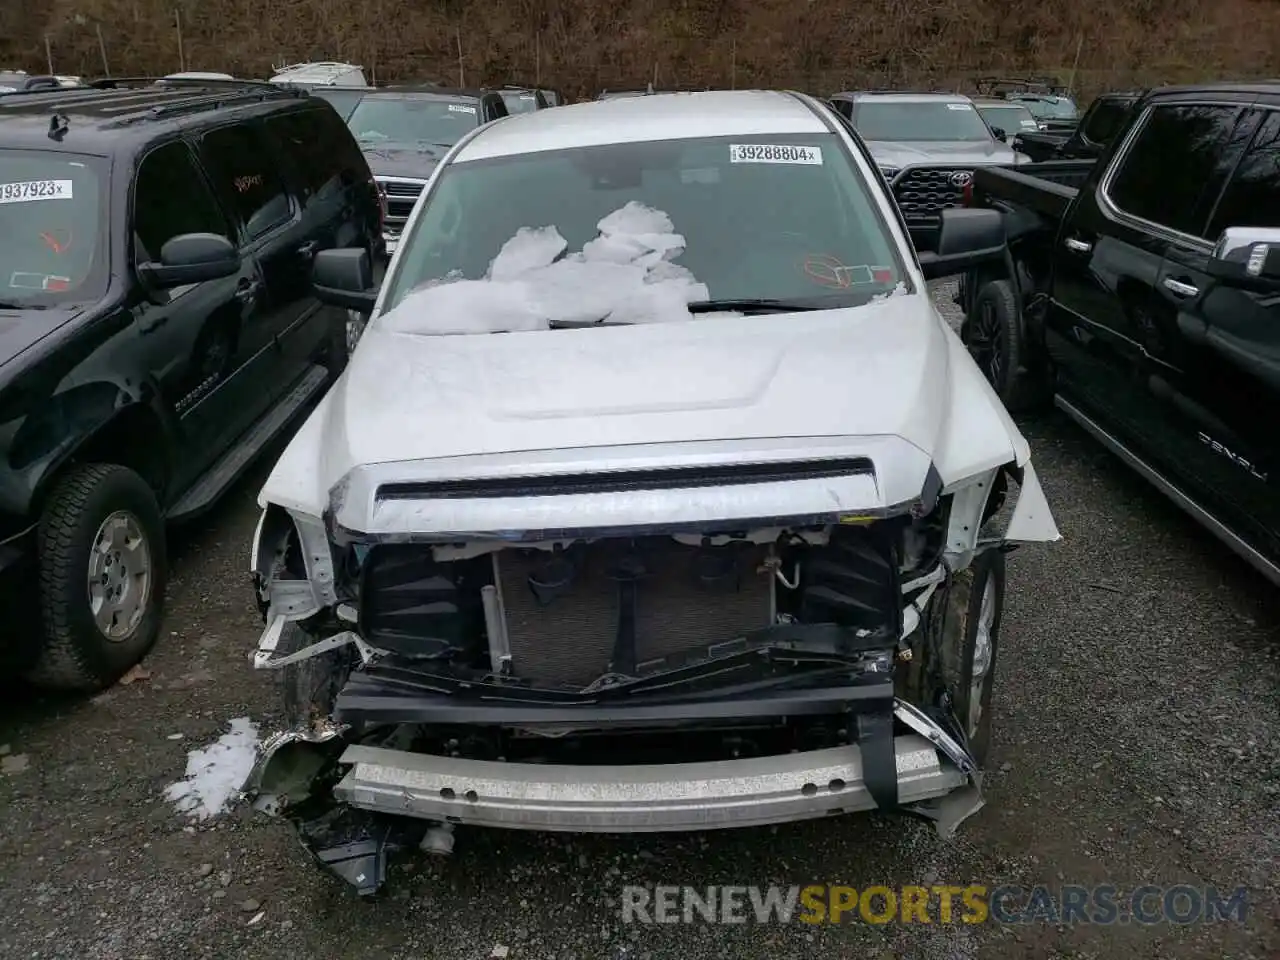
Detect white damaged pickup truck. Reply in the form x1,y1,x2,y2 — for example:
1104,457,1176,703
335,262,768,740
245,90,1059,895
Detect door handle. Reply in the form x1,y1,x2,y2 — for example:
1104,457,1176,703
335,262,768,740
297,240,318,258
1162,276,1199,298
138,314,168,334
1064,237,1092,254
233,279,260,303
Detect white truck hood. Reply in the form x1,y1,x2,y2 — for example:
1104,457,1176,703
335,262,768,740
261,293,1037,534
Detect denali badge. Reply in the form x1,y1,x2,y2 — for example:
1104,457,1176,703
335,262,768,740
950,171,973,187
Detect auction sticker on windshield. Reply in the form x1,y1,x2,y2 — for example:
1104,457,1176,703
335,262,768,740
729,144,823,165
448,103,477,114
946,103,974,111
0,179,74,204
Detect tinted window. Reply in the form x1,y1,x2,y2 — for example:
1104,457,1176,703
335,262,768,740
852,101,993,142
1107,104,1253,238
347,96,481,149
976,104,1039,135
1081,99,1132,145
134,141,230,260
830,99,853,120
308,88,365,121
0,149,107,303
267,108,366,198
500,90,539,114
198,124,292,239
383,133,908,326
1011,96,1078,120
1207,110,1280,237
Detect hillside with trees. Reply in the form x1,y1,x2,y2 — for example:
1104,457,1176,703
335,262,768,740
4,0,1279,100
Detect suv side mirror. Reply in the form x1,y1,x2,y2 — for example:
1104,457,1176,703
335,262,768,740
139,232,240,287
1206,226,1280,289
917,208,1006,280
990,125,1007,142
313,247,378,313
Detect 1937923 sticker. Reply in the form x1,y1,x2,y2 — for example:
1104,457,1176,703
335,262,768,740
0,179,74,204
728,144,823,165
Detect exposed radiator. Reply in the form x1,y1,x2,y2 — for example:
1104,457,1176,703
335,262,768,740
495,538,775,687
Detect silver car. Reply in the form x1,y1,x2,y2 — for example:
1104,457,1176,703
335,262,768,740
829,91,1029,241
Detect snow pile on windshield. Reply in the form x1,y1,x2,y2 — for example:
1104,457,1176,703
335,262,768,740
381,202,722,335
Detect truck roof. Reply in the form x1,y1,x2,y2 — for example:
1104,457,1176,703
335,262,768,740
1144,80,1280,98
361,86,492,100
835,91,974,104
0,80,312,153
455,89,827,162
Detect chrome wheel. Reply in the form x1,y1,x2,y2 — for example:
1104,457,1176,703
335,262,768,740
87,510,152,641
967,575,997,739
346,309,366,355
968,299,1003,387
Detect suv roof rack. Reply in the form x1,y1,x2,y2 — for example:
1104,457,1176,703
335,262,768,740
836,88,960,96
973,75,1070,97
89,75,285,91
7,79,308,127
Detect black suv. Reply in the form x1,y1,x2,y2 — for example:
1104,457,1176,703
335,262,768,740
344,87,509,251
0,79,381,690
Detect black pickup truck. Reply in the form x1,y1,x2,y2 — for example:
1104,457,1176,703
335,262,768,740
959,81,1280,584
1012,91,1141,162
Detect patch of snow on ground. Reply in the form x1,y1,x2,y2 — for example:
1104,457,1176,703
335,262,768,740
163,717,261,820
381,201,718,335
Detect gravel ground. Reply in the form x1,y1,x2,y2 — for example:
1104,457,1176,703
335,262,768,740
1,282,1277,959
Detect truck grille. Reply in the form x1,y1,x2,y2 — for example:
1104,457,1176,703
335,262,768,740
497,538,775,687
891,167,974,224
374,176,427,236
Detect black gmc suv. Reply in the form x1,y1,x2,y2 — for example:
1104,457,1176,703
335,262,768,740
960,81,1280,584
0,78,381,689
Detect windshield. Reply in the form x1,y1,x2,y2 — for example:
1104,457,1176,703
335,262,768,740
853,101,993,142
501,91,539,114
1012,96,1078,120
976,104,1039,136
310,88,366,121
347,96,480,148
0,149,106,307
380,133,909,333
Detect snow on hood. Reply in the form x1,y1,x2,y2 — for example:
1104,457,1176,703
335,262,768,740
380,202,735,335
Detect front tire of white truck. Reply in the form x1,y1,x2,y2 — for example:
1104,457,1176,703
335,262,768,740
902,548,1006,768
942,548,1005,767
276,620,352,728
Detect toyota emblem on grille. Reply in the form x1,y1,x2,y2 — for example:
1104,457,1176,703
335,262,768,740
950,171,973,187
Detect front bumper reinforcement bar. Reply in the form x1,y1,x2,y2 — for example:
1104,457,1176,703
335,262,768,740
332,731,967,834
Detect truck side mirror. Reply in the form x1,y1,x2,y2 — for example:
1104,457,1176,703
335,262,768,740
313,248,379,313
917,208,1006,280
1206,226,1280,290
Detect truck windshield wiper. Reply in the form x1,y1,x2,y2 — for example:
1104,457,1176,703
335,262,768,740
687,298,825,314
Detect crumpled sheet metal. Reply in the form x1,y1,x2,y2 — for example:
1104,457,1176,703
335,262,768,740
244,720,349,816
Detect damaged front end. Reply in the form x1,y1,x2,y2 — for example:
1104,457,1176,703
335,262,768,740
246,449,1058,895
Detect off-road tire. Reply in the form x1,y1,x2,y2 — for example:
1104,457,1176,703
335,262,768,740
276,620,352,728
963,279,1051,413
25,463,167,691
938,549,1006,767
